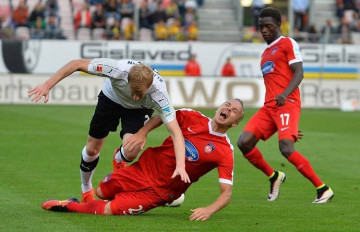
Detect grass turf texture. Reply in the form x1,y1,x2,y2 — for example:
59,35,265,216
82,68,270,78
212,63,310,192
0,104,359,232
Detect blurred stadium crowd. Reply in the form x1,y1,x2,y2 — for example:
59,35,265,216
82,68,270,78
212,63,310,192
0,0,360,44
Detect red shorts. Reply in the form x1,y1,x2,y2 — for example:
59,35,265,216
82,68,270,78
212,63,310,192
98,162,165,215
243,103,300,142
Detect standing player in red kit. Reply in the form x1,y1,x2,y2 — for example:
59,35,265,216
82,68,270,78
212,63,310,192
237,7,333,203
42,99,245,220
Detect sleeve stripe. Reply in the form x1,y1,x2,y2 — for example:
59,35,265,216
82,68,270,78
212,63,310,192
219,178,233,185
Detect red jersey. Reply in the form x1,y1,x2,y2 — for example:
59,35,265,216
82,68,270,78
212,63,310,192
185,61,201,76
138,109,234,202
221,63,236,77
260,36,303,107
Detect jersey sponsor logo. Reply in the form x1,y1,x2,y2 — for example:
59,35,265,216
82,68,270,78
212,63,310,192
162,106,171,112
185,139,199,161
271,46,278,55
280,127,289,131
261,61,275,75
96,64,103,72
204,143,215,153
102,174,111,183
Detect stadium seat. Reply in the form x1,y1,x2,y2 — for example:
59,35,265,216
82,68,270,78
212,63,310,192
15,26,30,40
92,28,105,40
352,32,360,44
76,27,91,40
138,28,153,41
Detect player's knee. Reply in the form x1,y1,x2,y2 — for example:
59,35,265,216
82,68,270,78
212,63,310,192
279,140,294,158
104,202,113,215
95,187,105,199
237,134,252,154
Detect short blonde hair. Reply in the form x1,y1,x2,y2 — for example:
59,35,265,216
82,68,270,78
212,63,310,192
128,63,154,93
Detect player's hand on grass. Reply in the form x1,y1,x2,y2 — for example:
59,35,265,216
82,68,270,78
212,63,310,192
275,94,286,106
123,132,146,151
171,166,191,183
189,208,211,221
298,130,303,141
28,83,51,103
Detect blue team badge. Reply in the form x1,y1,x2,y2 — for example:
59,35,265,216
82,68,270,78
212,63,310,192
261,61,275,75
185,139,199,161
204,143,215,153
162,106,171,113
271,46,278,55
102,174,111,183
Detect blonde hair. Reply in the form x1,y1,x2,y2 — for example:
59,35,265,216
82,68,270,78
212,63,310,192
128,63,154,93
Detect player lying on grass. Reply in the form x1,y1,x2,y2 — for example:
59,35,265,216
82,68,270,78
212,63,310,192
42,99,245,221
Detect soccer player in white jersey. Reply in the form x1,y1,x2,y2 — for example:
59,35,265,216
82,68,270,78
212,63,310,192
42,99,245,221
28,58,190,203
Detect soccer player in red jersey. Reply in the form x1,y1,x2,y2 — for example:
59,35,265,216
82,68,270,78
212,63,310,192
42,99,245,221
237,7,333,203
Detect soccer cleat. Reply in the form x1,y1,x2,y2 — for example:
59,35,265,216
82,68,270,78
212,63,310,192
268,171,286,201
42,197,79,212
81,188,95,203
113,148,127,172
313,186,334,203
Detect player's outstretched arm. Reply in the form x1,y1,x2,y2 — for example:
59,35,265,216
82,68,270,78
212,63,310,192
123,115,163,151
165,120,190,183
28,59,91,103
189,183,232,221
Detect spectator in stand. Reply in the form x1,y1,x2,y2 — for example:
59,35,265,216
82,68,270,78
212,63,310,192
252,0,265,31
337,15,352,43
154,19,168,40
186,19,198,40
307,24,319,43
28,2,45,28
184,6,197,28
168,18,184,41
280,14,290,36
108,18,122,40
124,18,136,40
74,3,92,30
30,16,45,39
13,0,29,28
351,18,360,31
185,54,201,77
119,0,135,19
164,0,180,21
138,0,153,29
45,13,66,39
104,0,120,31
293,0,309,31
221,57,236,77
44,0,59,18
320,19,338,43
0,15,15,38
151,2,167,24
91,3,106,30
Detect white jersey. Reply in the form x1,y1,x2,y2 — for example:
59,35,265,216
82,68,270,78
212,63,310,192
87,58,175,124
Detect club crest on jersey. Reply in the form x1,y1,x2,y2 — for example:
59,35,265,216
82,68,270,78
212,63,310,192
271,46,278,55
185,139,199,161
204,143,215,153
261,61,275,75
102,174,111,183
96,64,103,72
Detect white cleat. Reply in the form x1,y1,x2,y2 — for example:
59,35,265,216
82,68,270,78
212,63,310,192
268,171,286,201
313,187,334,203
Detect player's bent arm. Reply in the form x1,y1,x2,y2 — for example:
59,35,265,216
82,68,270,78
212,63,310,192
123,115,164,151
28,59,91,103
282,62,304,97
189,183,232,221
164,119,190,183
45,59,91,89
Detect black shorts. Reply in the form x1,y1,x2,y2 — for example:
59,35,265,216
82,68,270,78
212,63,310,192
89,91,154,139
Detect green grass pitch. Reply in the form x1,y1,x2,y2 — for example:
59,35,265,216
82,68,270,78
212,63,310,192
1,104,359,232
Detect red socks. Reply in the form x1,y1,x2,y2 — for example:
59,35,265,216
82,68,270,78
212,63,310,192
287,151,323,187
244,147,274,177
67,200,107,214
